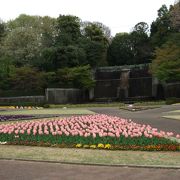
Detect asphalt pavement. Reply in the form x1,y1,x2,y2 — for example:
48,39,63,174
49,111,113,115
0,160,180,180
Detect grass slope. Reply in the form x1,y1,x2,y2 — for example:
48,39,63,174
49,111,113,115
0,108,95,115
0,145,180,166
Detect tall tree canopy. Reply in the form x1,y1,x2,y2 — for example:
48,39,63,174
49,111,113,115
107,33,134,65
151,33,180,82
56,15,81,45
108,22,152,65
150,5,172,47
170,0,180,32
151,2,180,82
1,14,56,67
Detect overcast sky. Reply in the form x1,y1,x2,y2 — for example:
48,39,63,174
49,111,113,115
0,0,176,35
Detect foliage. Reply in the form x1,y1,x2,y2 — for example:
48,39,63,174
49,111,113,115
151,33,180,82
108,22,152,66
41,71,57,88
133,22,149,33
8,66,46,91
56,15,81,44
84,40,107,67
0,20,5,41
39,47,57,71
165,97,180,105
170,0,180,32
150,5,172,47
0,4,179,95
56,65,95,90
131,22,153,64
1,14,56,67
83,22,110,46
54,45,86,68
107,33,134,65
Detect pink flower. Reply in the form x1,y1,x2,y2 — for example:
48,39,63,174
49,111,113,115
15,130,19,134
52,132,57,136
124,133,128,138
20,130,24,134
167,132,173,137
115,132,120,138
108,132,115,137
57,131,62,135
176,134,180,139
44,131,49,135
92,133,96,138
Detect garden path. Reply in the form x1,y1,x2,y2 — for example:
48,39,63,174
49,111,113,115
0,160,179,180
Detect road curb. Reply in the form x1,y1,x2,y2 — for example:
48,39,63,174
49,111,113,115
0,158,180,169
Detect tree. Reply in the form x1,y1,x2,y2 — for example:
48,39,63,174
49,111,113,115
2,27,41,66
150,5,172,47
2,14,56,67
0,20,5,41
9,66,45,91
151,33,180,82
55,45,86,68
83,22,110,46
131,22,153,64
84,40,107,67
39,47,57,71
107,33,135,65
0,56,15,90
133,22,149,34
56,15,81,45
82,22,110,66
56,65,95,90
170,0,180,32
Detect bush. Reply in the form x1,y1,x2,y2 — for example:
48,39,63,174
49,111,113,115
9,66,46,91
166,97,180,105
56,65,95,90
43,104,50,108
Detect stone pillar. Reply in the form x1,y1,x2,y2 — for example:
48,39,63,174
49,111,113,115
89,88,94,101
152,77,159,98
118,69,130,100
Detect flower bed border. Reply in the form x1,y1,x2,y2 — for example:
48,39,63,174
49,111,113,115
6,141,180,151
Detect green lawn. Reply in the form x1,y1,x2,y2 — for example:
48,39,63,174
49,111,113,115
0,145,179,167
166,110,180,113
0,108,95,115
162,110,180,120
49,103,124,108
163,115,180,120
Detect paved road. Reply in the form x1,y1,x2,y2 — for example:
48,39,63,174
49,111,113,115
0,160,180,180
89,105,180,134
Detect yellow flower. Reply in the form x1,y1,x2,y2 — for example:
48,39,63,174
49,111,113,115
90,145,96,149
97,144,104,148
105,144,111,149
76,144,82,148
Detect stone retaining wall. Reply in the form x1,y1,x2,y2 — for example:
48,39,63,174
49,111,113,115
0,96,45,104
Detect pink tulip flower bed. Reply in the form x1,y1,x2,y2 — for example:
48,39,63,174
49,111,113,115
0,114,179,151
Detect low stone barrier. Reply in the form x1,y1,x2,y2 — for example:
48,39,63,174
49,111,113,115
0,96,45,104
46,88,83,104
